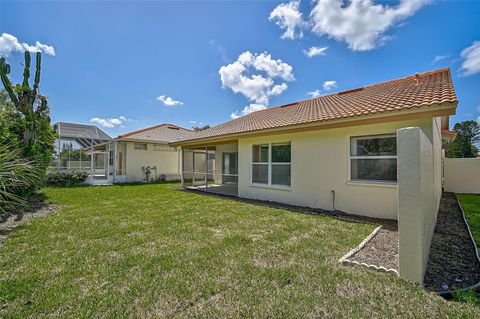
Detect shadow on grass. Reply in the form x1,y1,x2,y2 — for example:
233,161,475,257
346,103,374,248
179,187,397,229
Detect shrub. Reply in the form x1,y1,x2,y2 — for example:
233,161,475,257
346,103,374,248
0,144,42,213
45,171,89,187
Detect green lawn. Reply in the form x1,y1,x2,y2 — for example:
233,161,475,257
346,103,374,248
1,184,478,318
458,194,480,247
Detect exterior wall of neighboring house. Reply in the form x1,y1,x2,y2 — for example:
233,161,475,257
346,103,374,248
122,141,180,182
236,117,435,220
444,158,480,194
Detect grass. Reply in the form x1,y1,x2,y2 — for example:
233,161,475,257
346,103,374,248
457,194,480,247
455,194,480,307
0,183,478,318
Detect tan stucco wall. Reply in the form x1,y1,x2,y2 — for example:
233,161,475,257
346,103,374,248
444,158,480,194
397,126,437,283
123,142,179,182
237,118,434,220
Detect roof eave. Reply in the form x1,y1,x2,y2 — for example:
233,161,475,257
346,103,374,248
171,102,457,147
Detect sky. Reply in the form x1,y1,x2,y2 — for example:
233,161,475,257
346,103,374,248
1,0,479,137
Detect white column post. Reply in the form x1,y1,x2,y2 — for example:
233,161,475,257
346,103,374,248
113,141,117,183
192,149,195,187
180,147,184,187
57,139,61,171
205,147,208,191
106,142,110,182
90,140,94,178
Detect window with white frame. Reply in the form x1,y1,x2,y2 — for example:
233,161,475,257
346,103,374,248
252,143,291,186
133,142,148,151
350,134,397,182
153,144,176,152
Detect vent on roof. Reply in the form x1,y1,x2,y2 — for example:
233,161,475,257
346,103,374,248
167,126,180,130
338,87,364,95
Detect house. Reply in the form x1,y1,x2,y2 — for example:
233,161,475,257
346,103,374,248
91,124,196,184
172,68,458,283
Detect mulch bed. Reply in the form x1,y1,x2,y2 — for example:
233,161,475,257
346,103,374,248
424,192,480,292
348,224,399,271
0,195,58,247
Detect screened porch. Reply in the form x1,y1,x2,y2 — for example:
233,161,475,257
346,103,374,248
181,142,238,197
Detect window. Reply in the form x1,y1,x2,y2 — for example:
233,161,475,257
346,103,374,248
153,144,176,152
134,143,147,150
350,134,397,182
252,143,291,187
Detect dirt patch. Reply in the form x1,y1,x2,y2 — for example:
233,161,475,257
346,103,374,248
348,224,399,271
0,196,59,247
424,192,480,292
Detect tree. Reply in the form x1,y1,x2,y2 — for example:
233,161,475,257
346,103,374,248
192,124,210,132
453,120,480,158
0,89,21,148
445,120,480,158
0,52,56,172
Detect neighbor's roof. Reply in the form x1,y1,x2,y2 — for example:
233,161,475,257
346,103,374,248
117,124,196,143
176,68,457,144
54,122,111,147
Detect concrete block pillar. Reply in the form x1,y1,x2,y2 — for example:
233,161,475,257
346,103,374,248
397,127,434,283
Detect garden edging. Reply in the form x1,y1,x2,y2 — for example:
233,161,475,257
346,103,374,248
339,226,399,275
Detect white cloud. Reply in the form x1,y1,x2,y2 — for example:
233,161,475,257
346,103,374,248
307,80,337,98
0,33,55,57
269,0,305,40
219,51,294,107
323,80,337,91
303,46,328,57
90,116,133,128
308,0,431,51
460,41,480,76
231,104,267,119
157,95,184,106
307,89,322,98
431,55,448,65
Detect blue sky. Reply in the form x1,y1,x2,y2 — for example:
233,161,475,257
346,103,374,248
1,0,479,137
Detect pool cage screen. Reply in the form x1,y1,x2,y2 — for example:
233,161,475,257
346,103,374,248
181,146,238,197
50,138,113,180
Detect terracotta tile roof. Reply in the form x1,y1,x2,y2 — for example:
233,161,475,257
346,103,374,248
177,68,457,143
118,124,196,143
